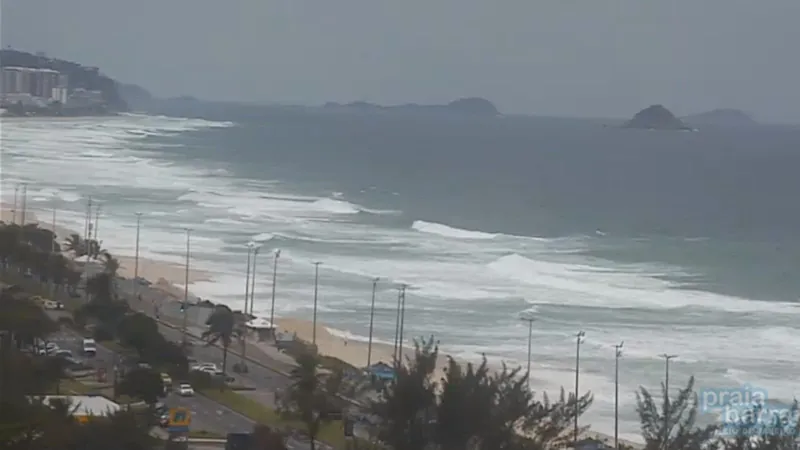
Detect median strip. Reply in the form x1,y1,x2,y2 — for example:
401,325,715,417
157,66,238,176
198,388,348,449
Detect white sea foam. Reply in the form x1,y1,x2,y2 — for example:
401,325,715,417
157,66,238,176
412,220,498,240
4,113,799,441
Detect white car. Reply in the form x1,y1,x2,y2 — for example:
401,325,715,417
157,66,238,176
82,338,97,356
190,363,218,373
178,383,194,396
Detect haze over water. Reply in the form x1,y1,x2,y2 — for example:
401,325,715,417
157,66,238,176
3,107,800,441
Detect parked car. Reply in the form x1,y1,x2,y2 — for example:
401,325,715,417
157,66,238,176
82,338,97,356
54,349,73,358
178,383,194,396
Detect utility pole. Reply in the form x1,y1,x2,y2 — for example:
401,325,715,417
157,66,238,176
11,185,19,224
249,246,260,316
83,197,92,255
615,342,624,450
244,244,253,317
520,314,536,390
392,287,402,365
51,206,57,252
574,330,586,447
269,250,281,339
19,183,27,225
94,203,101,245
312,262,322,346
133,213,142,297
660,354,678,450
181,228,191,348
366,277,379,368
397,285,407,362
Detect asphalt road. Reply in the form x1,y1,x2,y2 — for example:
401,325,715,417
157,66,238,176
50,326,321,450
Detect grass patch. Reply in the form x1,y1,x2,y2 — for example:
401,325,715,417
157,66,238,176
188,429,225,439
199,388,347,449
55,378,91,395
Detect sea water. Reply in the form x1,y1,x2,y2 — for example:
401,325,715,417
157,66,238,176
2,110,800,442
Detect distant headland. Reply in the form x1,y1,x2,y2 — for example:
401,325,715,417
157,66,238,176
322,97,500,117
0,49,150,117
682,109,758,128
622,105,693,131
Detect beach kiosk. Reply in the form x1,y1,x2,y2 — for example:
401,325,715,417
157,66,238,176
244,317,275,341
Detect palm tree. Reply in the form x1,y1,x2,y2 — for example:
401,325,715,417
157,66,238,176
202,305,237,374
285,350,344,450
635,376,718,450
100,251,119,276
62,233,85,258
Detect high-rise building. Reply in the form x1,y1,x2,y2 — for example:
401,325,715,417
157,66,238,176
31,69,59,99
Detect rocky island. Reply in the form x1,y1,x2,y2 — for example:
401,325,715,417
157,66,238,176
682,109,758,128
623,104,693,131
323,97,500,117
0,49,148,117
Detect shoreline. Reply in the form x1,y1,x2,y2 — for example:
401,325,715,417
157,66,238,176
1,203,642,447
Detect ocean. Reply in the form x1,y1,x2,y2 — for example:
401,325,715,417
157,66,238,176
2,108,800,441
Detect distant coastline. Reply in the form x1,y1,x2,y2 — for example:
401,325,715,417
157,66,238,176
322,97,500,117
0,49,150,118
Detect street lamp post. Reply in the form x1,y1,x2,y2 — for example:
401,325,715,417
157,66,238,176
244,244,253,316
269,250,281,339
392,287,402,365
181,228,191,348
249,246,260,316
133,213,142,297
574,330,586,446
366,277,380,368
520,314,536,390
312,262,322,346
11,185,19,224
20,184,27,225
397,285,407,362
614,342,624,450
660,353,678,450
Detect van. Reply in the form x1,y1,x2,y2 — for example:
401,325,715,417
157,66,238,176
82,338,97,356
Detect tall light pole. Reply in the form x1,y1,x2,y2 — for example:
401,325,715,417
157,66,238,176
392,287,402,365
181,228,191,348
366,277,379,368
312,262,322,346
51,206,57,253
11,185,19,224
243,244,253,316
19,183,27,225
660,353,678,450
397,285,408,362
520,314,536,390
574,330,586,447
614,342,624,450
269,249,281,338
94,203,101,244
249,245,261,316
133,213,142,297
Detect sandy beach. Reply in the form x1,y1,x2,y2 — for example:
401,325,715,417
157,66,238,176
1,203,640,446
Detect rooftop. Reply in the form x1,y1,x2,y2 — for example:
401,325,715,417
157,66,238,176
36,395,121,417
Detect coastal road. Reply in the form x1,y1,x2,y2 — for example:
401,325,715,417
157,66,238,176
51,328,254,436
51,327,320,450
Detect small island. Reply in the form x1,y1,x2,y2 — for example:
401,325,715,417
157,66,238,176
682,109,758,128
322,97,500,117
623,104,693,131
0,49,148,117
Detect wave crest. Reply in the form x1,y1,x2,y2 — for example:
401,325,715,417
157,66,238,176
412,220,497,240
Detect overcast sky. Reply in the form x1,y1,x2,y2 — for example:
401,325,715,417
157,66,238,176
2,0,799,122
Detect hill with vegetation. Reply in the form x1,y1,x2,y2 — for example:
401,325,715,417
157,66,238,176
0,49,149,112
683,109,758,127
623,105,692,130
